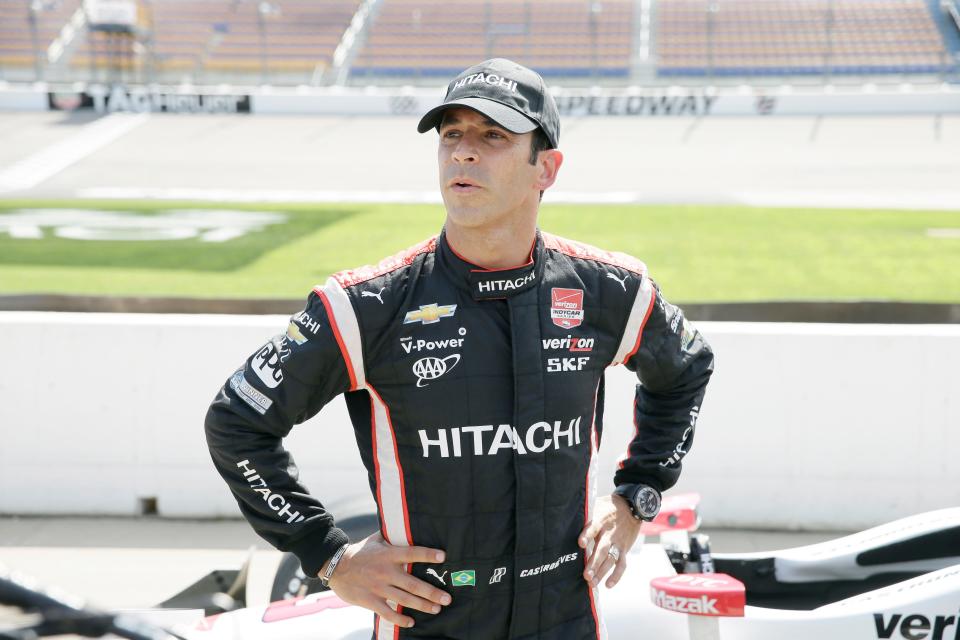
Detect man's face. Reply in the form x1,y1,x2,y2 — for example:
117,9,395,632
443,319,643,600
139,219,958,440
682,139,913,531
437,107,542,229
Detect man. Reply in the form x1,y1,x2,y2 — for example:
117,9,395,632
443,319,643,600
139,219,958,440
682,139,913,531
206,58,713,639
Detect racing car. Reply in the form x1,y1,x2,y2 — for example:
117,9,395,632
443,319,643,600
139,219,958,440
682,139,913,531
177,495,960,640
3,495,958,640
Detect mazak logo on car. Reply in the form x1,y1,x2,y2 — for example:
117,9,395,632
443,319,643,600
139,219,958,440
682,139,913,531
550,288,584,329
874,613,960,640
650,588,719,615
412,354,461,387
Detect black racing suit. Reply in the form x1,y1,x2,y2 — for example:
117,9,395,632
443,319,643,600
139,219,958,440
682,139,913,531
205,229,714,640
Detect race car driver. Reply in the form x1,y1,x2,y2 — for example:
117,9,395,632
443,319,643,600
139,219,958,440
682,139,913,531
205,58,714,639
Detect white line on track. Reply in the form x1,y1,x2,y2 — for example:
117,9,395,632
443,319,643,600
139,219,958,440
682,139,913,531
77,187,445,204
74,186,960,210
927,228,960,238
0,113,150,193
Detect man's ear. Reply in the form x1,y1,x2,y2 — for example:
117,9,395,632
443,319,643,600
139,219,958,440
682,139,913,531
535,149,564,192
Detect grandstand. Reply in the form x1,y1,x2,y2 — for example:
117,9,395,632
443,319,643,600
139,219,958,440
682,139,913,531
657,0,954,77
68,0,361,83
0,0,83,79
0,0,958,85
351,0,634,78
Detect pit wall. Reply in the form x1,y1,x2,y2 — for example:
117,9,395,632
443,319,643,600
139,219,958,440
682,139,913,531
1,311,957,531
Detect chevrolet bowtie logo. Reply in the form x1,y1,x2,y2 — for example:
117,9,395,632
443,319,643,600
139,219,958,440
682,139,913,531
404,303,458,325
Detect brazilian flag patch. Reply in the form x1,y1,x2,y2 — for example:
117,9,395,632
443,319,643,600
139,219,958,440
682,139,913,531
451,570,476,587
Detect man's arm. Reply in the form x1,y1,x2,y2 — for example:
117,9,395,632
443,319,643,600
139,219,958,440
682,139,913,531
204,290,353,577
616,280,714,491
205,286,451,628
580,276,714,588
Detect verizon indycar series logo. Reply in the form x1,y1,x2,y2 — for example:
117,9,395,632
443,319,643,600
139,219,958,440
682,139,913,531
550,288,584,329
412,354,461,387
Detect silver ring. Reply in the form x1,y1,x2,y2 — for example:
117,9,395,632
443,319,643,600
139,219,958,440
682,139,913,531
607,546,621,562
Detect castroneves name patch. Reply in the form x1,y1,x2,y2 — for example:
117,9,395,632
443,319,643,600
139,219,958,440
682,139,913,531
650,588,719,615
520,552,580,578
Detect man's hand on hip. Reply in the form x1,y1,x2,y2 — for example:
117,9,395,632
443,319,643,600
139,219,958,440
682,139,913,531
325,532,451,629
577,494,643,589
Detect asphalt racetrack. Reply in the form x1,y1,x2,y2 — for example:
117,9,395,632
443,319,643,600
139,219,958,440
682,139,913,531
1,112,959,209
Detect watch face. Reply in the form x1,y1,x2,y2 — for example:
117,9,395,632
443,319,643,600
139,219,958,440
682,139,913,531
635,487,661,519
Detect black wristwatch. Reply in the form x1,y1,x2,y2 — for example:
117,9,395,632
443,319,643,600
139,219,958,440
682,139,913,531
613,483,661,522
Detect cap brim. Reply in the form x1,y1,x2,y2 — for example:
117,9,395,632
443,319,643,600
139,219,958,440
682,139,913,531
417,97,539,136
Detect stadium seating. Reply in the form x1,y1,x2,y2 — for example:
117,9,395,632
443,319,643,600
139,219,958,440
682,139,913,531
656,0,954,77
71,0,231,75
0,0,82,73
202,0,359,75
351,0,634,78
70,0,360,79
3,0,958,83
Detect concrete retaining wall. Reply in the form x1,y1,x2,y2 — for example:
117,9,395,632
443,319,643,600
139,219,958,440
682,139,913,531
4,84,960,116
1,312,957,530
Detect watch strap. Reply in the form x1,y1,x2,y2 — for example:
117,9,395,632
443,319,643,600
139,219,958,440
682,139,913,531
613,483,642,520
319,543,349,588
614,483,660,521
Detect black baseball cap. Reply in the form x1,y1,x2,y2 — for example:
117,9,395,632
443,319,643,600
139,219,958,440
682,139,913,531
417,58,560,149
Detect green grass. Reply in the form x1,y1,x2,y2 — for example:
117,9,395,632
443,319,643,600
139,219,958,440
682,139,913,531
1,199,959,302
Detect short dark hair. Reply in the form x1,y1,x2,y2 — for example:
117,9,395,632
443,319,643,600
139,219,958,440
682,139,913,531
529,127,552,165
530,127,553,201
